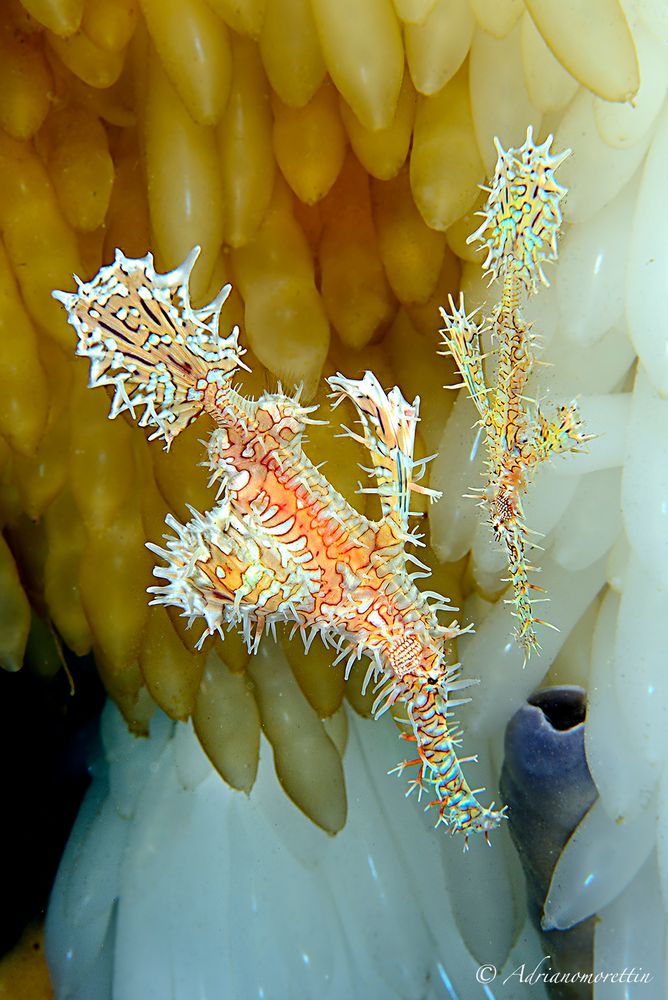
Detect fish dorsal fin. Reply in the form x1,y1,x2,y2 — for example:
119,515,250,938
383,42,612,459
53,247,245,448
468,127,570,292
328,371,441,532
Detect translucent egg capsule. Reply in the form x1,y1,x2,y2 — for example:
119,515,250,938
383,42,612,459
0,450,22,528
391,0,438,22
272,79,346,204
520,11,578,114
469,22,539,174
232,179,329,394
319,155,395,349
214,629,249,675
13,340,70,519
300,382,368,506
139,0,231,125
470,0,523,38
144,52,224,300
557,90,653,223
0,21,52,139
311,0,404,130
150,419,215,521
0,531,30,671
81,0,137,52
40,108,114,232
339,71,415,181
404,0,474,95
524,0,639,103
404,239,460,335
627,106,668,394
193,648,261,792
384,309,456,455
371,164,447,304
343,659,375,717
43,488,92,657
280,629,345,719
103,141,151,261
19,0,83,35
0,242,49,457
79,504,152,684
47,28,126,89
248,640,347,833
69,372,136,533
0,131,82,349
140,607,205,721
446,189,487,262
410,65,484,231
260,0,326,108
217,35,274,248
594,23,668,150
205,0,266,37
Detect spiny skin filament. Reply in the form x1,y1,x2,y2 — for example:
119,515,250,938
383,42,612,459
54,247,506,842
439,128,592,659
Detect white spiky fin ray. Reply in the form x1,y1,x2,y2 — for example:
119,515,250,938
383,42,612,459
327,371,442,532
52,246,245,448
468,126,570,292
439,293,490,418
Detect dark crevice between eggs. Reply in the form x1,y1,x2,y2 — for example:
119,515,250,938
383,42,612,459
0,614,105,962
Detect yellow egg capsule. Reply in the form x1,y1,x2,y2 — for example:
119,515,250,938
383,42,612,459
0,531,30,672
232,179,330,395
272,79,346,204
144,53,225,300
410,64,484,231
47,28,126,89
318,155,395,350
139,0,231,125
194,648,261,792
150,418,216,521
82,0,137,52
339,71,416,181
302,381,369,506
0,22,52,140
205,0,266,37
343,659,375,718
20,0,83,35
404,0,474,95
140,606,205,721
13,408,69,521
405,241,460,336
40,108,114,232
371,164,447,304
248,640,347,833
260,0,326,108
13,339,71,521
311,0,404,130
217,35,274,248
470,0,523,38
0,131,82,350
69,371,137,532
280,623,345,719
0,453,22,529
43,489,92,657
79,504,152,683
103,144,151,261
0,242,49,457
524,0,639,103
391,0,439,21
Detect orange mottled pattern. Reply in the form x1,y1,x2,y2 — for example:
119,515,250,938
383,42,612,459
54,247,506,841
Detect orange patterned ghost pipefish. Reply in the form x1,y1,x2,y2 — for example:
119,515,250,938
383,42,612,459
54,248,505,842
439,128,592,660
